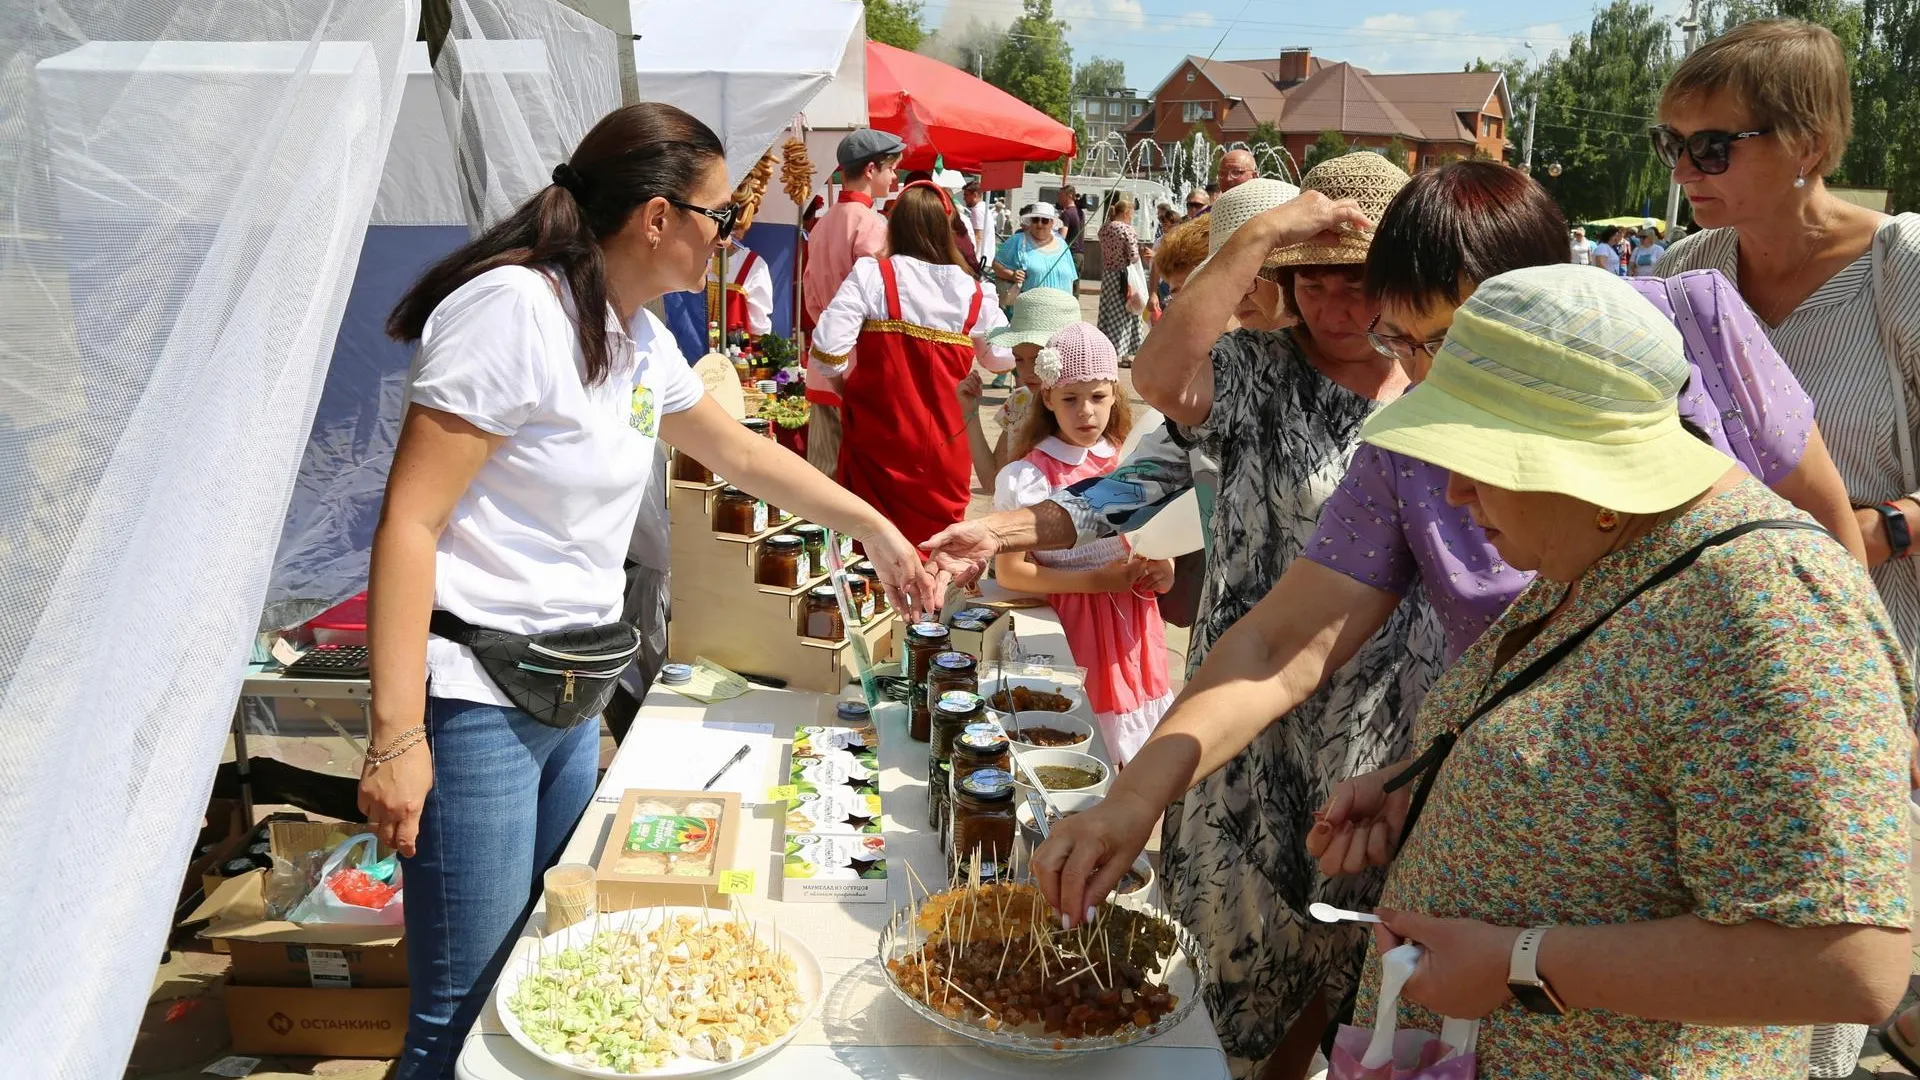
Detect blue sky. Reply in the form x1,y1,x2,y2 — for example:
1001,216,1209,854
920,0,1687,84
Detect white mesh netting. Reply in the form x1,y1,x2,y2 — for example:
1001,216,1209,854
0,2,413,1074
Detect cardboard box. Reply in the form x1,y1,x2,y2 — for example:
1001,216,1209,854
783,789,883,835
595,789,742,911
226,935,408,989
789,748,880,795
791,721,880,758
782,832,888,903
223,978,408,1058
946,605,1012,663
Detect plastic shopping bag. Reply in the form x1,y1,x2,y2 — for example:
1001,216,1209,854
1329,944,1477,1080
1125,262,1149,315
286,833,404,927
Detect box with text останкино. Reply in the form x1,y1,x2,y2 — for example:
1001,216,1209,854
223,979,407,1057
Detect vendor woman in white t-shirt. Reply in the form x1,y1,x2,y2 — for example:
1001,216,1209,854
363,102,939,1079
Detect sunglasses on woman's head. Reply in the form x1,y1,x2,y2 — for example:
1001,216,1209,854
1648,124,1771,175
664,196,738,240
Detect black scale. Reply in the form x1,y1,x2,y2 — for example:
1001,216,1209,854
282,643,370,678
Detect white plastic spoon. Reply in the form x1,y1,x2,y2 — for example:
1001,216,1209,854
1362,942,1425,1068
1308,901,1382,925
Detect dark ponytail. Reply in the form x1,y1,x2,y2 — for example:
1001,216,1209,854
386,102,724,386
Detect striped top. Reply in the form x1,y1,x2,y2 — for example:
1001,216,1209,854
1659,213,1920,658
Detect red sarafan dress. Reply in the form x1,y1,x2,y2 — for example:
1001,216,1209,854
994,436,1172,761
808,254,1011,546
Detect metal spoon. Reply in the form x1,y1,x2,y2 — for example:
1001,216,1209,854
1308,901,1382,925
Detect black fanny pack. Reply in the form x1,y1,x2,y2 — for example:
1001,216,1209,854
430,610,638,729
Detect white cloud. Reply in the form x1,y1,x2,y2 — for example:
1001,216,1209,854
1343,10,1569,74
1171,10,1214,31
1102,0,1148,31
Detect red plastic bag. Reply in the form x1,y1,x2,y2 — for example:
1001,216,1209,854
325,866,399,909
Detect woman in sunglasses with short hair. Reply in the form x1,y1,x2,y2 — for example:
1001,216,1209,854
1654,18,1920,663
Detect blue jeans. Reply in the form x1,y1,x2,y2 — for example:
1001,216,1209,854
396,697,600,1079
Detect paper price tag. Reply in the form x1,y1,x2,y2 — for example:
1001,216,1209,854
766,785,798,803
716,870,755,895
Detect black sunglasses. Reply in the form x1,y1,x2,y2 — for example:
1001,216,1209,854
1648,124,1771,175
663,196,738,240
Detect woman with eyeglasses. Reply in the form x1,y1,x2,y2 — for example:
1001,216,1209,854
1020,160,1863,1077
366,104,940,1079
811,182,1015,545
1656,20,1920,1075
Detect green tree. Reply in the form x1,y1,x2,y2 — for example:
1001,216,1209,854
1526,0,1677,220
1306,129,1350,165
985,0,1075,122
863,0,926,50
1384,136,1412,170
1073,56,1127,96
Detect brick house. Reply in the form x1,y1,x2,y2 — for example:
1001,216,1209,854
1126,48,1511,175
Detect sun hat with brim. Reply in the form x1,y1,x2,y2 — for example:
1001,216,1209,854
1022,203,1059,223
987,287,1081,347
1191,177,1300,276
1269,151,1410,269
1358,264,1734,515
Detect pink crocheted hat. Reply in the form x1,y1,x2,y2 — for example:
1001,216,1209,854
1034,322,1119,389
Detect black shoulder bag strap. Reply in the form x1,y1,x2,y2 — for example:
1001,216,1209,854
1383,518,1830,849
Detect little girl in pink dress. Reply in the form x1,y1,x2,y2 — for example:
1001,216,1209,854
992,322,1173,761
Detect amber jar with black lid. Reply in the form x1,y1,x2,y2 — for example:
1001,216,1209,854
851,562,886,614
672,451,713,484
928,690,983,767
801,586,844,640
950,726,1010,789
949,769,1016,883
926,651,978,723
845,575,873,622
711,486,764,535
756,535,805,588
741,417,774,439
903,623,952,742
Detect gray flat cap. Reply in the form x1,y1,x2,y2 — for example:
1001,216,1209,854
836,128,906,169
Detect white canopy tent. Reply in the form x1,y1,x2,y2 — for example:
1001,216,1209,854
1,3,414,1074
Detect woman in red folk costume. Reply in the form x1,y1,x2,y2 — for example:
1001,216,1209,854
809,182,1015,544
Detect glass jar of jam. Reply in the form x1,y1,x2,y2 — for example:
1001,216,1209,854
801,585,844,640
845,575,873,623
741,416,774,440
950,726,1010,790
949,769,1016,883
929,758,951,843
756,534,805,588
852,562,887,614
929,690,983,767
904,623,952,742
672,451,713,484
711,486,766,535
926,651,978,723
792,524,829,580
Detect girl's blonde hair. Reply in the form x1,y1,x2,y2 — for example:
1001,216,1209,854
1011,378,1133,461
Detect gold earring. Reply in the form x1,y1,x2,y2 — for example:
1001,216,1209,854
1595,508,1619,532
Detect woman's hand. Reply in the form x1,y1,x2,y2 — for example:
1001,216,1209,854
1131,556,1175,594
860,520,944,620
1373,910,1522,1020
358,738,433,857
1031,788,1164,927
1013,269,1027,288
921,520,1000,586
1245,190,1374,254
1306,764,1411,876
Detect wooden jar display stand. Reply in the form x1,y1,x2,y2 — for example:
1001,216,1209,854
667,473,899,693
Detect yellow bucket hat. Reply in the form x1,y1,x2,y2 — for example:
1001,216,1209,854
1359,264,1734,514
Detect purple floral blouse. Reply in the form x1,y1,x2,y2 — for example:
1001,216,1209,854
1306,270,1817,661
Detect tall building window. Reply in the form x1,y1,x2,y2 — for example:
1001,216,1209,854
1182,101,1214,122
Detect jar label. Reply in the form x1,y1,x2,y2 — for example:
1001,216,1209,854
752,501,768,534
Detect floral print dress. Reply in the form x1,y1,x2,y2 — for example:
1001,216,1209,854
1097,219,1145,357
1163,328,1445,1072
1361,480,1914,1078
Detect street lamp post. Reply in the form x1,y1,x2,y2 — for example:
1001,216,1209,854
1520,41,1540,172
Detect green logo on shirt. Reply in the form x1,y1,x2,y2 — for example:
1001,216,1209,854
629,385,657,437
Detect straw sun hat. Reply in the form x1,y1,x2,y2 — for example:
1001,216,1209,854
1199,178,1301,272
1359,264,1734,515
1268,151,1411,268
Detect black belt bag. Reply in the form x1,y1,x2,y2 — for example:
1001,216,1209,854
430,610,638,729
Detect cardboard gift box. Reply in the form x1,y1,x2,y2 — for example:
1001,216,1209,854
594,789,743,911
223,978,408,1057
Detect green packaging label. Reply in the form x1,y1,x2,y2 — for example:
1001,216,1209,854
625,814,717,856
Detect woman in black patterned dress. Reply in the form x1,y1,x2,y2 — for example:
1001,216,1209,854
1100,160,1441,1079
1096,195,1146,360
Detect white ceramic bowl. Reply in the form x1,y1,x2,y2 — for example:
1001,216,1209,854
1014,789,1106,849
1009,748,1110,800
978,672,1089,723
1002,711,1094,756
1111,855,1157,912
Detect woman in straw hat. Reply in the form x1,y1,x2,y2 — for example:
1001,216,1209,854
1311,264,1909,1077
1000,156,1437,1077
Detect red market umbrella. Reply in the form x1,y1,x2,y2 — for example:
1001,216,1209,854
864,41,1075,172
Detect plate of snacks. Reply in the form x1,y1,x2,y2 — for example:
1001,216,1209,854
498,905,822,1077
878,878,1205,1055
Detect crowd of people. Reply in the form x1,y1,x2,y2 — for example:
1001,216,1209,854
358,14,1918,1080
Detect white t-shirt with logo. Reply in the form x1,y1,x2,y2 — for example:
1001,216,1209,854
407,265,705,706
